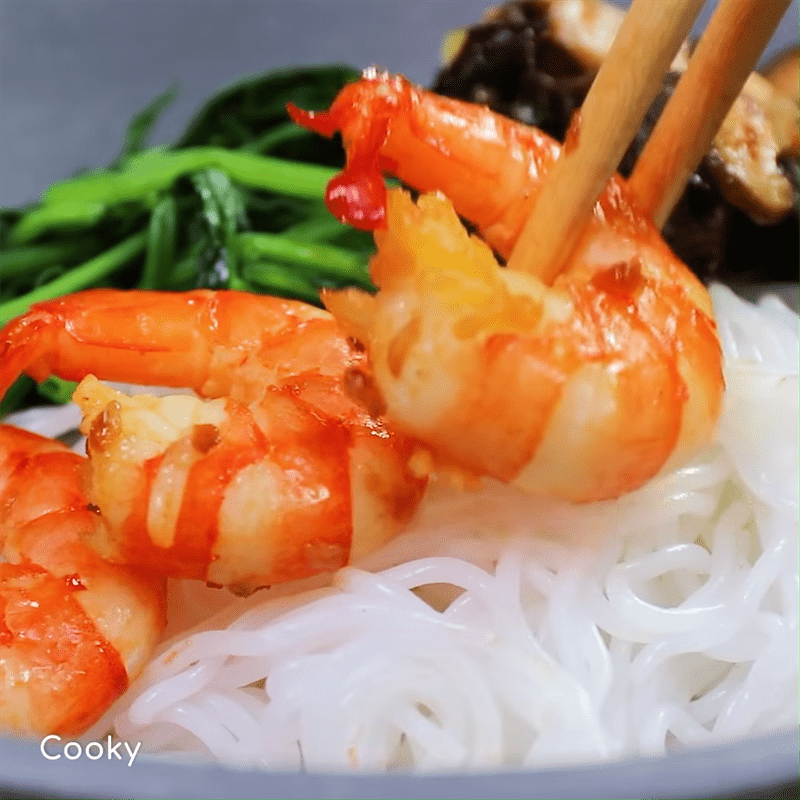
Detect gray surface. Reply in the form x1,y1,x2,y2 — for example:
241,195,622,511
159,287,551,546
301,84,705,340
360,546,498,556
0,1,799,799
1,727,798,799
1,0,798,206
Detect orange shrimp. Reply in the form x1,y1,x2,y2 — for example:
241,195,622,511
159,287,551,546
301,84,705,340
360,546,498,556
289,71,725,502
0,425,166,736
0,290,427,594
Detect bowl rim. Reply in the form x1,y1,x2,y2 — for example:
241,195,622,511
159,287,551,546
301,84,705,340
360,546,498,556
2,285,797,800
1,726,797,799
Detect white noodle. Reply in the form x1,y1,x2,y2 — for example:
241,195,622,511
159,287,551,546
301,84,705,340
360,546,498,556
16,286,796,771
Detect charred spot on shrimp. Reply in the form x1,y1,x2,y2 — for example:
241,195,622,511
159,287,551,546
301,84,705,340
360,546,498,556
343,367,387,418
88,401,122,451
347,336,366,353
387,315,422,378
590,259,646,303
191,423,220,454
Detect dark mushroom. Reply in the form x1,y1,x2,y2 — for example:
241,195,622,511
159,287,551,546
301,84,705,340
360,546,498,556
432,0,799,283
433,1,602,140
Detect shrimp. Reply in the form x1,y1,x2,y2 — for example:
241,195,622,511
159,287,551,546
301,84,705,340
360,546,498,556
289,71,725,502
0,290,427,594
0,425,166,736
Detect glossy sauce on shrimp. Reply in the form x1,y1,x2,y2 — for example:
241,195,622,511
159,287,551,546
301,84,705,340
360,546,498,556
0,426,166,736
290,71,725,501
0,290,427,594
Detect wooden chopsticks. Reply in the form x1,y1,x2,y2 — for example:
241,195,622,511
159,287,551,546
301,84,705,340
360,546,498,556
506,0,702,282
629,0,794,228
506,0,792,284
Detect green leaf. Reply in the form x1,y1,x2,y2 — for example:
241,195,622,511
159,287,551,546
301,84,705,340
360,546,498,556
178,65,359,155
139,195,178,289
189,169,248,288
0,207,24,249
239,121,312,154
117,84,180,164
36,375,79,405
242,261,322,305
192,170,247,244
0,375,36,417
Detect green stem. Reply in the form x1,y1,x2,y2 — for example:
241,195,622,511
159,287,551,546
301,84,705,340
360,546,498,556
242,261,322,305
283,215,353,243
139,196,177,289
12,148,337,244
239,122,310,154
36,375,79,405
0,231,146,325
47,147,336,205
0,240,97,277
237,232,370,286
11,201,107,244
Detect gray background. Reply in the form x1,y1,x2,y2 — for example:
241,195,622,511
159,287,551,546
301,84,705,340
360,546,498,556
1,0,798,206
0,1,798,798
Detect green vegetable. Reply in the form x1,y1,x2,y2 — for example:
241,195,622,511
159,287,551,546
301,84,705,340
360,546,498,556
117,84,179,165
1,232,147,325
140,195,177,289
0,65,375,414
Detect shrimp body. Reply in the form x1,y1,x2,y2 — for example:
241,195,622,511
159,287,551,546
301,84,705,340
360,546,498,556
0,425,166,736
291,73,725,501
287,68,563,258
0,290,427,593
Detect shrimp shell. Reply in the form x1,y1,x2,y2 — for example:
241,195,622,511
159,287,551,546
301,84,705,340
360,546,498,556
0,425,166,735
0,290,427,593
291,72,725,501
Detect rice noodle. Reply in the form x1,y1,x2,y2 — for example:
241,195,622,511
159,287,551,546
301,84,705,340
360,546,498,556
15,286,797,772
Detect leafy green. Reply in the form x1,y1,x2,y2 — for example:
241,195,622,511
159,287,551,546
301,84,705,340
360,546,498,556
0,65,375,414
116,84,179,165
189,168,248,289
178,65,356,158
36,376,80,406
0,232,148,326
139,195,177,289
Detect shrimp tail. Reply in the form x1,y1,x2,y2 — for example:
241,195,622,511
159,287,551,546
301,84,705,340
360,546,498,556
287,69,405,230
0,311,54,399
288,69,562,258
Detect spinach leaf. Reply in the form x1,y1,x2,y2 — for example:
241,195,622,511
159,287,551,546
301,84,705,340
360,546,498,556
178,65,358,154
117,84,180,165
0,64,371,414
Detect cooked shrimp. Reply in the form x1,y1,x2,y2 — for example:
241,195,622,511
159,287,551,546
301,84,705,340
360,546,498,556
0,290,427,594
0,425,166,736
290,71,725,502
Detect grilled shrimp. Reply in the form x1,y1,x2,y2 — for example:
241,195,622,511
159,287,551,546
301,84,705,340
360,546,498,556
290,71,725,502
0,425,166,736
0,290,427,594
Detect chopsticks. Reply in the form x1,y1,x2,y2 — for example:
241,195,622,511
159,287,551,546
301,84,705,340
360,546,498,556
506,0,792,284
629,0,794,228
506,0,702,282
